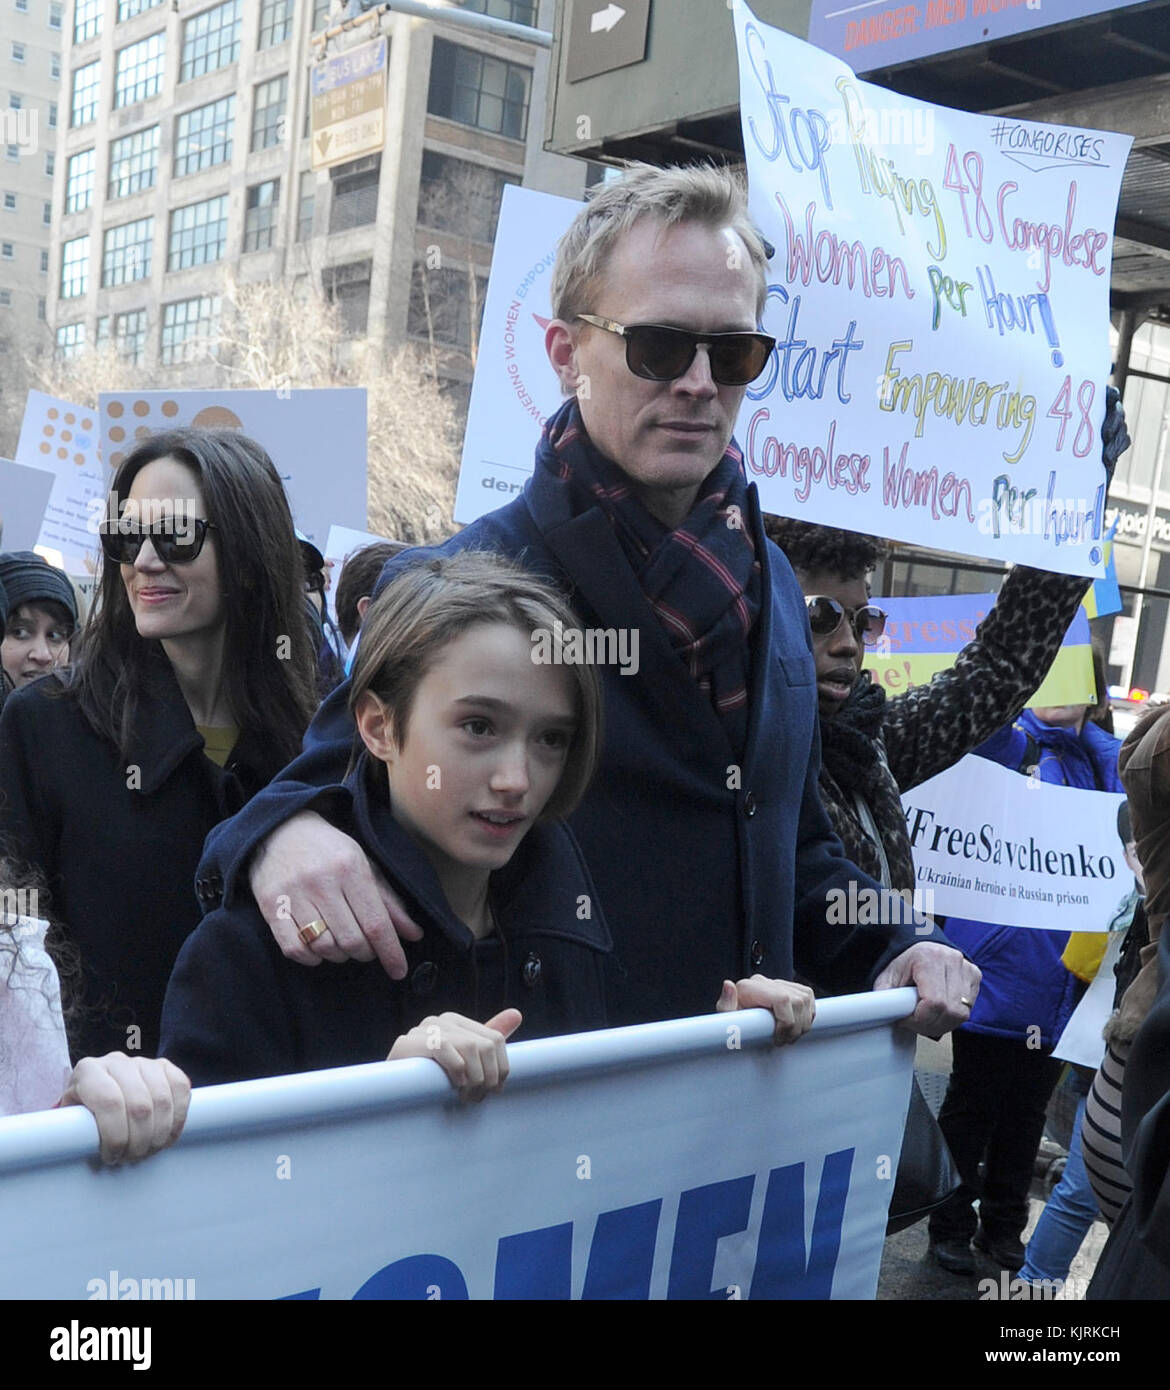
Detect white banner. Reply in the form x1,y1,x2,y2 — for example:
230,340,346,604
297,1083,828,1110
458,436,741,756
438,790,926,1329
732,1,1131,576
454,185,582,526
902,755,1127,930
0,995,916,1301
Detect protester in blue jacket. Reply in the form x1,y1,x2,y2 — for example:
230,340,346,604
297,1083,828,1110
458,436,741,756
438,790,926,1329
194,164,978,1043
928,700,1122,1276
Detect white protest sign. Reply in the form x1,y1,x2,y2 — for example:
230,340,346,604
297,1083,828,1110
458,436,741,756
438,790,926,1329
14,392,107,574
902,755,1126,930
0,996,915,1300
0,457,56,552
454,185,582,525
322,522,396,626
731,1,1132,577
97,389,368,550
1053,929,1127,1069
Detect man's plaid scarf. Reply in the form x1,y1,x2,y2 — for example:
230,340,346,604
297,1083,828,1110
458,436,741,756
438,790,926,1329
536,399,761,751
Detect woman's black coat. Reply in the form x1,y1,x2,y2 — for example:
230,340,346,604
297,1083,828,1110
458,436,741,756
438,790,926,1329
0,665,289,1060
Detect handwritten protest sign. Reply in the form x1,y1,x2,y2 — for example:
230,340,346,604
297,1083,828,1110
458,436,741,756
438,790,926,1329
902,755,1126,930
732,1,1132,577
14,392,107,574
98,389,368,550
455,185,582,526
865,592,1095,707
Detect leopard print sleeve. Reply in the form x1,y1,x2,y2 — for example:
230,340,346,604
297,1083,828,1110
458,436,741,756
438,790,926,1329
880,565,1090,793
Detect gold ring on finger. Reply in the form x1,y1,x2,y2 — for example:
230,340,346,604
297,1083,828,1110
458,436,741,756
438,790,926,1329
299,919,330,946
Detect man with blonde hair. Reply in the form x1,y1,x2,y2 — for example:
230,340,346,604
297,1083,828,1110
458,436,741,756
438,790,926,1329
199,163,978,1040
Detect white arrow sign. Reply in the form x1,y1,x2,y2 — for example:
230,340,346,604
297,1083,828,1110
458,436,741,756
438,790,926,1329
590,3,626,34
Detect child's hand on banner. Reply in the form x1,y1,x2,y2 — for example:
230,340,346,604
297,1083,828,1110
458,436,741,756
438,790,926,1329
388,1009,523,1102
59,1055,191,1165
716,975,816,1045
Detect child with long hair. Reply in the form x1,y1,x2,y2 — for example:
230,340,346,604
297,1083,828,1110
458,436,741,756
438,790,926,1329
161,552,611,1095
0,429,318,1062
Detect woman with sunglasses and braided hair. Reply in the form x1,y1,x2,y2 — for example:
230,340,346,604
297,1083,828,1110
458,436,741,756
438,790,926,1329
0,429,317,1064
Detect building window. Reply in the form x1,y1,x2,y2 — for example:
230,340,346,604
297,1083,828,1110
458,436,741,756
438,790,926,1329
408,262,487,353
108,124,159,198
114,32,165,107
173,96,234,178
417,150,516,244
74,0,102,43
11,41,25,62
9,93,20,110
39,248,47,271
44,151,54,175
4,145,16,161
0,289,11,306
250,73,287,151
48,101,57,128
243,178,279,252
113,308,147,364
60,234,89,298
65,147,95,214
296,169,315,241
258,0,291,49
14,0,27,12
118,0,164,20
56,322,85,359
102,215,153,286
328,154,379,233
95,313,110,347
71,60,101,127
323,260,371,336
51,53,60,79
2,191,14,210
160,294,219,365
42,198,49,224
181,1,242,83
458,0,537,21
49,2,63,30
312,0,333,31
168,194,227,270
427,39,530,141
0,240,11,258
36,295,43,320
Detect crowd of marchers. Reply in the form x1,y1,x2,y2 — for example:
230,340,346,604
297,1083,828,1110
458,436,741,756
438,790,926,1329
1,163,1166,1299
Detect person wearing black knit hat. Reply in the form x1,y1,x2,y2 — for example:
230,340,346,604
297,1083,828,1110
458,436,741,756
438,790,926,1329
0,551,77,693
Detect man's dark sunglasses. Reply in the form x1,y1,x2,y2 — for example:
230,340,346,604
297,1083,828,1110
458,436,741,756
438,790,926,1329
805,595,888,647
576,314,776,385
98,517,216,565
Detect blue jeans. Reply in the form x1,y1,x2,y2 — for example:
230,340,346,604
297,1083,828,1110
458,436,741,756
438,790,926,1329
1019,1093,1100,1285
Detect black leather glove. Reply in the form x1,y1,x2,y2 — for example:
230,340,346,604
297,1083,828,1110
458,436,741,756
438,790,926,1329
1101,384,1130,484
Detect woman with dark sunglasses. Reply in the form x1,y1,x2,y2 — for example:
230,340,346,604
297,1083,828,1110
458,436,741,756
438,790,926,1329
0,429,318,1063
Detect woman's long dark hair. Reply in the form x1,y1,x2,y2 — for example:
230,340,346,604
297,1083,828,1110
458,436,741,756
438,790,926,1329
72,428,317,763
